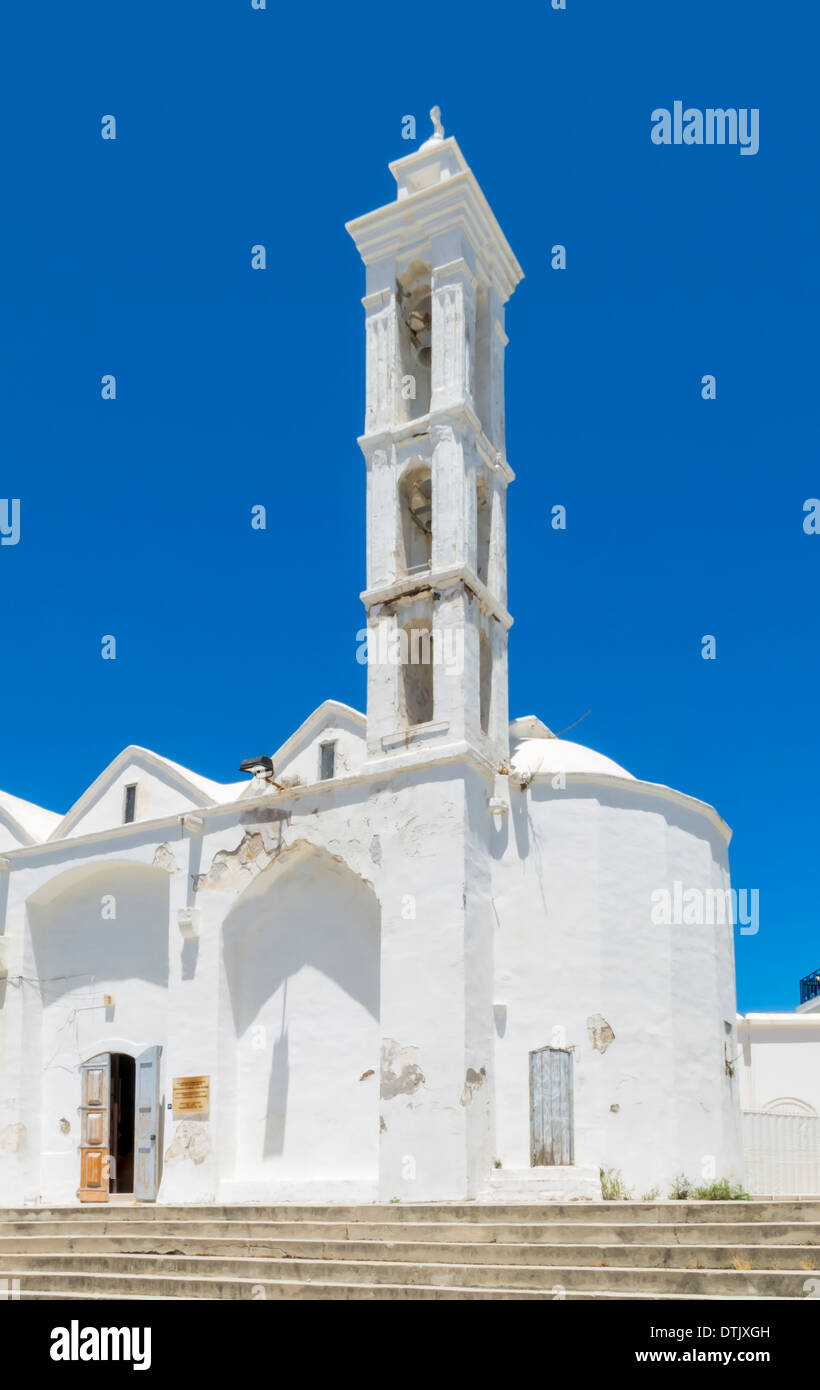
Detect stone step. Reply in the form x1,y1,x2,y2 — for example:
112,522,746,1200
0,1235,816,1270
0,1253,812,1295
8,1280,804,1302
0,1219,816,1246
8,1291,184,1300
3,1201,819,1224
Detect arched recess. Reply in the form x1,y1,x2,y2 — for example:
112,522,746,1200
762,1097,818,1117
398,462,432,575
476,476,492,588
400,617,434,727
25,860,170,1204
220,841,380,1187
397,269,432,420
27,860,170,999
479,626,492,735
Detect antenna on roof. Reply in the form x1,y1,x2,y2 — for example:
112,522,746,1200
555,709,592,739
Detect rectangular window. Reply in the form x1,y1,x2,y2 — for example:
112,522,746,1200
123,784,137,824
319,742,336,780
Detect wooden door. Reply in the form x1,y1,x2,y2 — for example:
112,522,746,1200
529,1046,574,1166
134,1045,162,1202
78,1053,110,1202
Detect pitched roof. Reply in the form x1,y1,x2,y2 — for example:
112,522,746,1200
0,789,63,845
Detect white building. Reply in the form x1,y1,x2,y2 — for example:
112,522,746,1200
0,113,804,1208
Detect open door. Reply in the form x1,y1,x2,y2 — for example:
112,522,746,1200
134,1045,162,1202
78,1053,110,1202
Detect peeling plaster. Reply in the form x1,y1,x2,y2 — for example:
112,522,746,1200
588,1014,616,1054
459,1066,487,1107
239,808,289,827
164,1121,211,1167
153,843,177,874
381,1039,425,1099
194,822,287,892
0,1122,26,1154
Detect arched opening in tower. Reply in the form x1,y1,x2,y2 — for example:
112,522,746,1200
476,476,492,587
400,619,434,726
399,464,432,574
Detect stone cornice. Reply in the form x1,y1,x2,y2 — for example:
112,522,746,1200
358,403,515,484
346,167,524,305
360,563,513,629
0,754,499,867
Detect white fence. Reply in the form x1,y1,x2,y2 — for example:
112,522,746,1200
743,1110,820,1197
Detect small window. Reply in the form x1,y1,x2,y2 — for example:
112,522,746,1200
319,742,336,780
123,784,137,824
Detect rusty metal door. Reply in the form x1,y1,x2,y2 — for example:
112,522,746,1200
134,1045,162,1201
78,1053,110,1202
529,1046,574,1166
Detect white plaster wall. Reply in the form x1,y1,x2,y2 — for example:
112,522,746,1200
739,1020,820,1115
0,756,746,1208
276,722,366,786
0,822,27,853
220,847,379,1191
24,862,171,1203
491,778,743,1196
65,762,202,838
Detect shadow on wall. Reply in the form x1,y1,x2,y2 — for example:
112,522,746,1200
27,861,170,997
222,840,380,1163
528,780,729,868
265,1026,289,1158
0,868,8,1011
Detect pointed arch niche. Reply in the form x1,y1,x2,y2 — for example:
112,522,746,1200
219,841,380,1191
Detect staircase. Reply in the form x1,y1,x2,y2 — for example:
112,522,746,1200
1,1201,818,1299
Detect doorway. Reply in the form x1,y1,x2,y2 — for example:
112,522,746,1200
109,1053,135,1193
78,1046,162,1203
529,1045,574,1166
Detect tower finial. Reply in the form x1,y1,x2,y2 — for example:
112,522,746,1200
430,105,444,141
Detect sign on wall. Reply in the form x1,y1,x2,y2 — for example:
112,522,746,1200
172,1075,210,1117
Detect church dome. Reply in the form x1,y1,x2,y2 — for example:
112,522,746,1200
508,716,634,784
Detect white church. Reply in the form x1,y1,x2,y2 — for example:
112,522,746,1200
1,114,818,1208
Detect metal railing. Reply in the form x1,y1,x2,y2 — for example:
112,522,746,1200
799,970,820,1005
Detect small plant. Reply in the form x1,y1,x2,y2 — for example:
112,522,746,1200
799,1257,816,1272
600,1167,633,1200
669,1173,693,1199
493,1158,502,1169
731,1255,752,1271
693,1178,750,1201
640,1187,660,1202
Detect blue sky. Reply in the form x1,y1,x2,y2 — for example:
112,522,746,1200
1,1,816,1012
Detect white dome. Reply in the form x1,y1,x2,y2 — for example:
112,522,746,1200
509,724,634,783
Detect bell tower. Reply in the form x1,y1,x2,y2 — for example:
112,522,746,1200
347,110,523,770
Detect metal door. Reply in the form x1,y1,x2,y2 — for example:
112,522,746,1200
529,1046,574,1166
78,1052,110,1202
134,1045,162,1201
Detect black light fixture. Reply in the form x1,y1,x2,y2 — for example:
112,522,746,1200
239,755,274,776
238,755,283,789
